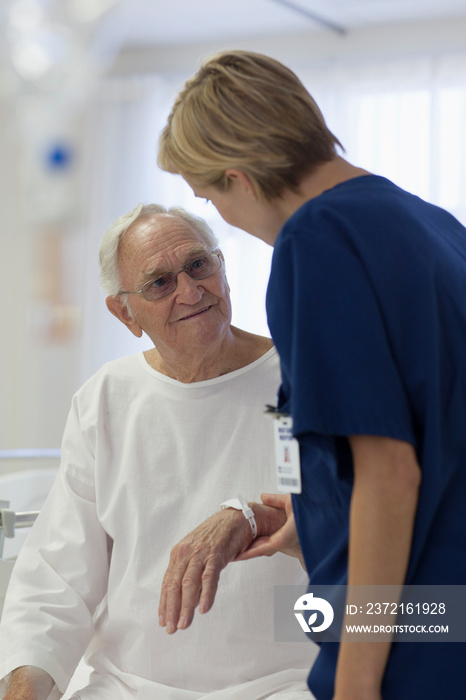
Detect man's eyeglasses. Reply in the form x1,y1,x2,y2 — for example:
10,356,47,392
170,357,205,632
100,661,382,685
118,250,223,301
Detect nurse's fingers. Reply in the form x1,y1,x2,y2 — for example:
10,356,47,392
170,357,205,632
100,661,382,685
234,535,278,560
259,492,289,510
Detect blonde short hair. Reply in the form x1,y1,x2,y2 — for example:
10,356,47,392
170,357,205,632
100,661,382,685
158,50,343,200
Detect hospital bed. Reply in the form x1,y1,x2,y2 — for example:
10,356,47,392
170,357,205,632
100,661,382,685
0,450,92,698
0,449,60,611
0,507,39,614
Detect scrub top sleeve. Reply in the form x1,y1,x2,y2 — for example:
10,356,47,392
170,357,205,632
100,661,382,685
269,228,416,446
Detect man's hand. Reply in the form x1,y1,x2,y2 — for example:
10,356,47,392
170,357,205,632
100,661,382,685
3,666,54,700
159,498,288,634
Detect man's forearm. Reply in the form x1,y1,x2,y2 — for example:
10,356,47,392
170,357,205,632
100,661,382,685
3,666,55,700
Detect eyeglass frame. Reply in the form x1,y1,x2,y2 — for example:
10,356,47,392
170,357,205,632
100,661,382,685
117,249,223,301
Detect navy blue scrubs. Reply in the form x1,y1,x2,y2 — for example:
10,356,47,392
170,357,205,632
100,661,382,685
266,175,466,699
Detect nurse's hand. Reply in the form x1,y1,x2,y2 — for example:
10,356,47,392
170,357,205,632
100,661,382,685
235,493,305,568
159,499,287,634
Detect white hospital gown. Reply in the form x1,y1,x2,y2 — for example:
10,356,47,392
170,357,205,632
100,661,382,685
0,349,317,699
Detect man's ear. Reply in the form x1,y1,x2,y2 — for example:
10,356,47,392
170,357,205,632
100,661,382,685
225,169,258,199
217,249,230,291
106,296,143,338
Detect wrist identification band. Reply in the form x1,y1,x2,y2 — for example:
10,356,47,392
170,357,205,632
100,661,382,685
220,493,257,539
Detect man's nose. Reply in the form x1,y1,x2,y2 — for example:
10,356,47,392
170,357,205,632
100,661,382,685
174,270,204,303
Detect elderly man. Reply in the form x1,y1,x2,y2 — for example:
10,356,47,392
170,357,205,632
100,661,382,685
0,204,315,700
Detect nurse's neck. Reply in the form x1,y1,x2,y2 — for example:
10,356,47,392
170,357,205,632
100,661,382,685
275,157,371,234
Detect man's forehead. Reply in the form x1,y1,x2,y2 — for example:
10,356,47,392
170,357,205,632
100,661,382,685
125,214,205,249
121,214,209,273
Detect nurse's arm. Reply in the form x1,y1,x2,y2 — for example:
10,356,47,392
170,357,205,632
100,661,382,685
333,435,421,700
3,666,55,700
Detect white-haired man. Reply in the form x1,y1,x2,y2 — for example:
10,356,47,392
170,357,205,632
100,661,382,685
0,204,316,700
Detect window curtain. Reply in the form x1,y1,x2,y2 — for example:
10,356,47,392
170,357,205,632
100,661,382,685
78,51,466,382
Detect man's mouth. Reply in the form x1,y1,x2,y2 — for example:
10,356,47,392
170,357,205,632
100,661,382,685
177,306,212,322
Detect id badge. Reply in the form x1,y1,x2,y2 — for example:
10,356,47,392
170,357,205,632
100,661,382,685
273,415,302,494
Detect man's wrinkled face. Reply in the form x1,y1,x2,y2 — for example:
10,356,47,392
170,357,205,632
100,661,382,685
116,214,232,356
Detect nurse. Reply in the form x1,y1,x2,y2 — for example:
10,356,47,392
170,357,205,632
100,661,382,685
158,50,466,700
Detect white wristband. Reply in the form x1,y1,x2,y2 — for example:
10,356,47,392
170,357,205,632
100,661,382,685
220,493,257,539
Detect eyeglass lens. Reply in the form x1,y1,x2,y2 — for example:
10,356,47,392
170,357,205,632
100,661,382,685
143,253,220,300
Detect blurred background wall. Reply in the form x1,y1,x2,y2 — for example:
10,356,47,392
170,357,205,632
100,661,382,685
1,0,466,465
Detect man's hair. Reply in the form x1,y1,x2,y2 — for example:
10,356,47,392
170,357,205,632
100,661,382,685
158,50,343,201
99,203,219,296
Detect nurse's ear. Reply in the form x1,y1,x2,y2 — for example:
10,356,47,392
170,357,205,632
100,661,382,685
106,295,143,338
225,169,259,200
